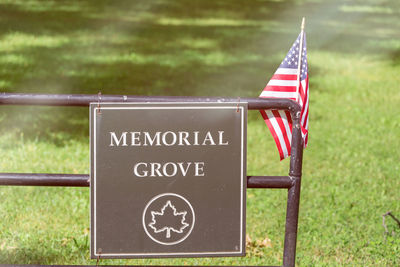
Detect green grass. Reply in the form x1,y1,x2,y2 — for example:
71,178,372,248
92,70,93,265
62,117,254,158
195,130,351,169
0,0,400,266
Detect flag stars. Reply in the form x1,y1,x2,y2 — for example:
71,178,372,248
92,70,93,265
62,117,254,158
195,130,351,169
279,36,307,69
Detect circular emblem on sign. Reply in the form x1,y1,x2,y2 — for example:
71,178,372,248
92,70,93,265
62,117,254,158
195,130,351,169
142,193,195,245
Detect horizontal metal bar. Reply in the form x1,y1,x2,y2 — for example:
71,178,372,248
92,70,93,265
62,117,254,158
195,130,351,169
0,173,89,187
0,173,293,189
247,176,293,188
0,93,301,113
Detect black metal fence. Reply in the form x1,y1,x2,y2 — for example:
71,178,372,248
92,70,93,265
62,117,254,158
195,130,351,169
0,93,303,267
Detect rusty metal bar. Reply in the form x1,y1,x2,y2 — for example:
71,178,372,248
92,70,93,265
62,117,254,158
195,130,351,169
248,176,293,188
0,93,301,113
0,173,293,189
282,104,304,267
0,173,89,187
283,176,302,267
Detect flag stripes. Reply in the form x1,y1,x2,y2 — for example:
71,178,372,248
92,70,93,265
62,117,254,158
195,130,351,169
259,32,309,160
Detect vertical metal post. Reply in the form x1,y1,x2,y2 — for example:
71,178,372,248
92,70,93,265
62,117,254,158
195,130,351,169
282,110,304,267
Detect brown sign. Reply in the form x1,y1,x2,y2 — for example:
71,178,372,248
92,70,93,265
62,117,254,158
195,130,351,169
90,102,247,258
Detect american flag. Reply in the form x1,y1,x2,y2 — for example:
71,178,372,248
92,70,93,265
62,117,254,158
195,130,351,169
259,32,309,160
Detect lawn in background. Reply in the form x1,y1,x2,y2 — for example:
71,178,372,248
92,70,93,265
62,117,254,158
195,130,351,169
0,0,399,266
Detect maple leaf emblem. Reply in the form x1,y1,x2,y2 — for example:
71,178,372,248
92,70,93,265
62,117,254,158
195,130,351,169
148,200,189,238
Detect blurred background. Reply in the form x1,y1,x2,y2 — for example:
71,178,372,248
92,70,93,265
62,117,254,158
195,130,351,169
0,0,399,266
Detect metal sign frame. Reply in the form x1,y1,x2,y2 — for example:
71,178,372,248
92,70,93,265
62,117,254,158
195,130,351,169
90,102,248,258
0,92,303,267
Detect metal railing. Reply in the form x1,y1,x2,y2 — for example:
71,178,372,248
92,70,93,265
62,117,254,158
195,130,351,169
0,92,303,267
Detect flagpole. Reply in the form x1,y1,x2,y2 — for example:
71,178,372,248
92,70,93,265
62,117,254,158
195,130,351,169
295,17,305,103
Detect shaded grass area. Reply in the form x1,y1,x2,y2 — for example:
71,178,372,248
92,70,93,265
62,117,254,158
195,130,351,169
0,0,400,266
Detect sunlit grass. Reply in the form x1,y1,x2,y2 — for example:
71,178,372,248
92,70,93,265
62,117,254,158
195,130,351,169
339,5,395,14
0,0,90,12
156,17,265,27
0,33,69,52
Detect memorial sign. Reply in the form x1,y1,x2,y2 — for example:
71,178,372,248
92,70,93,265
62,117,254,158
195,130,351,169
90,102,247,258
